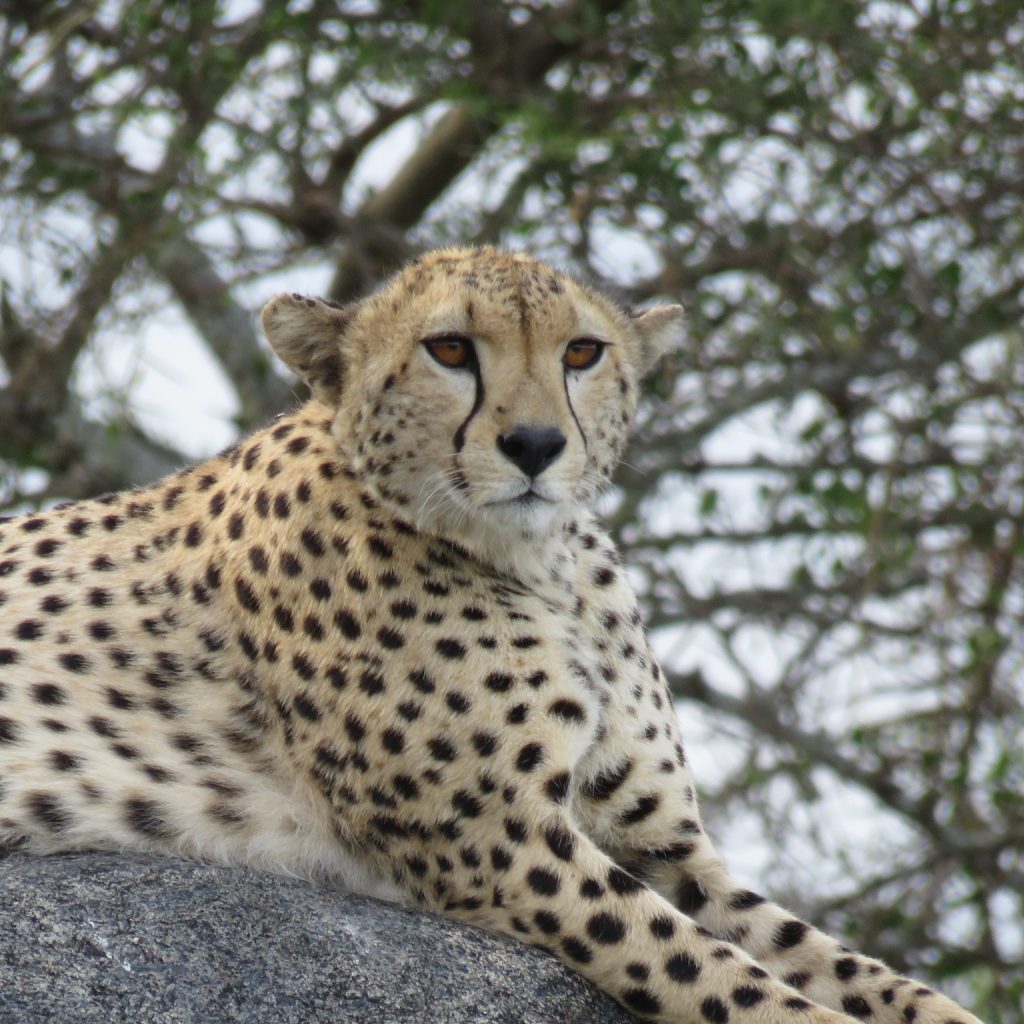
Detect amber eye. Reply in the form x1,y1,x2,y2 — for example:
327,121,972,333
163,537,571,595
423,335,475,369
563,338,605,371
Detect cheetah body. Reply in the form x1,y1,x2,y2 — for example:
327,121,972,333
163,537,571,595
0,249,983,1024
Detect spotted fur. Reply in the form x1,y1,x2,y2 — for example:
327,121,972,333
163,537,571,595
0,248,982,1024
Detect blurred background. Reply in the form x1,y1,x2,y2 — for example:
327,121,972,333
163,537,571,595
1,1,1021,1018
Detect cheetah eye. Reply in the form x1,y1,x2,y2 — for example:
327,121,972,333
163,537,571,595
563,338,606,371
423,334,476,370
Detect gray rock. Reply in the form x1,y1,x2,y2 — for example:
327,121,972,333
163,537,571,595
0,852,634,1023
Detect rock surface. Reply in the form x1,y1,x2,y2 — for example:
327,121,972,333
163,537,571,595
0,852,634,1023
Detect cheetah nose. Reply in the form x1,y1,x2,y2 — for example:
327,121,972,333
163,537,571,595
497,426,567,479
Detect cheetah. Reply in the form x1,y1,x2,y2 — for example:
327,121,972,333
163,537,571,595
0,247,983,1024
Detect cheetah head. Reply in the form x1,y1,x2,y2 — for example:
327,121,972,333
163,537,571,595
261,247,682,556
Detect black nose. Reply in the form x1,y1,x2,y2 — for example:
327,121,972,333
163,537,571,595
497,426,567,479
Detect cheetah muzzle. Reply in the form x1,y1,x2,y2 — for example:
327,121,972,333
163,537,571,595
0,247,985,1024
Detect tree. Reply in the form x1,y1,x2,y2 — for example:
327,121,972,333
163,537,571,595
1,1,1021,1018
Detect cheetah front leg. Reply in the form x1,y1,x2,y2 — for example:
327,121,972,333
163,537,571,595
574,725,985,1024
432,794,855,1024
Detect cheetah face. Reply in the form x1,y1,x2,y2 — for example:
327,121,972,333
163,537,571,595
262,248,682,553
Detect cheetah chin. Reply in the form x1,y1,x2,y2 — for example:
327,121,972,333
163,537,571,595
0,247,984,1024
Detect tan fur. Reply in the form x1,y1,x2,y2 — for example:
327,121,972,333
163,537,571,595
0,248,981,1024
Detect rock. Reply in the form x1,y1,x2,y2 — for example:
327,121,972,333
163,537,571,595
0,852,634,1023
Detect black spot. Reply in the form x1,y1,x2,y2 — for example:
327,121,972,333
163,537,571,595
184,522,203,547
733,987,766,1008
28,792,70,831
15,619,44,640
300,527,325,556
666,952,701,983
310,578,332,601
427,738,456,762
452,790,482,818
620,793,660,824
334,609,361,640
58,652,89,673
0,717,21,743
511,635,539,649
293,693,322,721
292,653,316,681
125,797,173,839
587,911,626,944
516,743,544,771
377,627,405,650
471,732,498,756
526,867,560,896
32,683,66,705
344,714,366,743
346,568,369,592
368,536,393,560
623,989,661,1015
88,621,115,641
459,846,481,868
701,996,730,1024
504,818,527,843
835,957,859,980
359,669,386,695
649,915,675,940
729,889,766,910
238,632,259,661
548,699,586,723
234,578,260,613
561,937,592,963
783,997,813,1012
326,666,348,690
608,867,643,896
483,671,519,695
50,750,81,772
543,824,576,861
446,691,471,714
393,774,420,800
390,599,417,619
627,963,650,981
581,759,632,800
534,910,560,934
842,997,874,1019
381,728,405,753
248,546,269,573
545,771,571,803
677,879,709,915
506,704,529,725
436,638,466,659
580,878,604,899
273,606,295,633
775,920,810,949
280,552,302,576
409,669,435,693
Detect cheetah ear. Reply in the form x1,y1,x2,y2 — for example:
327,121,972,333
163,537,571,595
629,304,685,373
261,293,355,403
